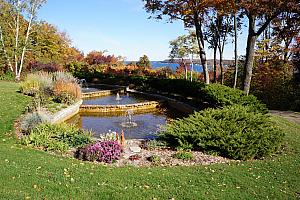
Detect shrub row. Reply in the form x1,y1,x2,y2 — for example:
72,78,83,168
74,72,267,113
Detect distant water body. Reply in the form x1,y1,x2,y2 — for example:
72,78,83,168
125,61,203,72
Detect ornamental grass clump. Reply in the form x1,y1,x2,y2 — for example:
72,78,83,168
76,141,122,163
53,71,77,83
53,79,81,104
20,72,53,96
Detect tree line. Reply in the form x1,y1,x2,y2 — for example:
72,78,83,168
143,0,300,94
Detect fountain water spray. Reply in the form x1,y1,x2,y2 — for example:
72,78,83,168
78,79,89,89
116,92,122,101
120,109,137,128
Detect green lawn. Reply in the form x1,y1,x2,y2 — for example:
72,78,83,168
0,81,299,200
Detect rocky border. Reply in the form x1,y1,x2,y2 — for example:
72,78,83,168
79,101,160,113
42,100,83,124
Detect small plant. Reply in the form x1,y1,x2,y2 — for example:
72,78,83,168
20,112,47,134
142,139,168,150
53,92,76,105
172,151,194,160
0,71,14,81
76,141,122,163
148,155,161,164
99,131,117,141
22,123,92,152
202,84,268,113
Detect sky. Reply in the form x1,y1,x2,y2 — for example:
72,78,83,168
38,0,247,61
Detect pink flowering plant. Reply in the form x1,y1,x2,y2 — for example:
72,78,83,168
76,141,122,163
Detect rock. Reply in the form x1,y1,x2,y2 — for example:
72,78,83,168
130,146,141,153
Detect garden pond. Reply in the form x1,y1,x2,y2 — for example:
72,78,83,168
66,92,184,139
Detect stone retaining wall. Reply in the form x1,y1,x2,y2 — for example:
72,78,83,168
43,100,83,124
79,101,160,113
82,88,125,98
126,89,196,114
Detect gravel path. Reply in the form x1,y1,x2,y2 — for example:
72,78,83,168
269,110,300,125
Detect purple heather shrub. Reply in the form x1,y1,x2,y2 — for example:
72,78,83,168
76,141,122,163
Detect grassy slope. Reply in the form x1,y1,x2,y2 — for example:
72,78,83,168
0,81,299,200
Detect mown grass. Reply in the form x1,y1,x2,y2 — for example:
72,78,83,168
0,81,299,199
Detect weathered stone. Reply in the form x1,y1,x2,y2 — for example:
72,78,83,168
130,146,141,153
79,101,160,113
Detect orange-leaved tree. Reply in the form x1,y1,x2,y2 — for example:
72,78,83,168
144,0,214,84
238,0,299,95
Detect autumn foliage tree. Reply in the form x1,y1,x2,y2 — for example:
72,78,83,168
144,0,211,84
0,0,47,80
237,0,300,95
30,22,83,65
136,55,151,69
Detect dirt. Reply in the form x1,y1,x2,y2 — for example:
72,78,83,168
111,140,229,167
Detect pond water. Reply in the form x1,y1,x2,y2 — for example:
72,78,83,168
82,93,150,105
81,84,119,93
81,87,101,93
67,91,184,139
66,110,169,139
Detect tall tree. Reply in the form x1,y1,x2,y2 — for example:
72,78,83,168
169,35,189,80
185,31,199,82
216,15,233,85
233,0,238,89
203,8,219,83
213,0,235,85
0,0,46,80
170,32,199,81
239,0,299,95
136,55,151,69
144,0,211,84
272,12,300,62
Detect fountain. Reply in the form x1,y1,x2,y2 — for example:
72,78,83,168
66,91,183,139
79,79,89,89
120,109,138,128
116,92,122,101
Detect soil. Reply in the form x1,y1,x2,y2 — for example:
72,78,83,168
104,140,229,167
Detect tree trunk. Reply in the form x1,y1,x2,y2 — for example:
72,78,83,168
17,13,34,80
14,1,20,78
243,11,279,94
194,13,209,84
185,64,188,80
190,54,194,82
243,15,257,95
219,48,224,85
233,11,238,89
0,26,13,72
213,47,217,83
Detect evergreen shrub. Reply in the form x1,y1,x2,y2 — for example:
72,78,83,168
160,105,284,160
